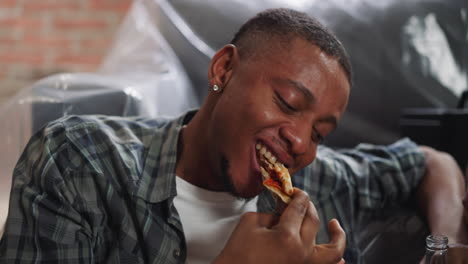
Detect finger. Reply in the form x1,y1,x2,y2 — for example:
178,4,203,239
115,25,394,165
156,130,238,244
447,245,468,264
301,200,320,246
274,196,287,215
239,212,277,228
337,258,345,264
256,212,280,228
418,256,425,264
463,197,468,226
313,219,346,263
327,219,346,253
276,189,310,234
313,245,344,264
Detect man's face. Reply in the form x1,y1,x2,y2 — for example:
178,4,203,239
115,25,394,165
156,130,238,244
208,38,350,198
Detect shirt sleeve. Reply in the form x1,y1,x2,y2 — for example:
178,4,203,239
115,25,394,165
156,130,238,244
0,121,95,263
333,138,426,210
295,138,426,241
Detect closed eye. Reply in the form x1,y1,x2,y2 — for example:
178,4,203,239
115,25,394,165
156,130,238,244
313,127,324,143
275,91,297,112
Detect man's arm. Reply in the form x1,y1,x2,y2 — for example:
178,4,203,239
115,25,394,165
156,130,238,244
0,122,95,263
417,146,468,244
214,189,346,264
417,146,468,263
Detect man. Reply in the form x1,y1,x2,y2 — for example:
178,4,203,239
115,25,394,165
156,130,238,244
0,8,467,264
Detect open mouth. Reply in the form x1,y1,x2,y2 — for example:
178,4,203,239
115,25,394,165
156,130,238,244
255,142,293,203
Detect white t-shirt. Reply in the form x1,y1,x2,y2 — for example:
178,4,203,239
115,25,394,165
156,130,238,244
173,176,258,264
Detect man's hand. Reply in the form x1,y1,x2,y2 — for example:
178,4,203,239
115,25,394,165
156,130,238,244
464,189,468,232
417,147,468,263
446,191,468,264
446,243,468,264
419,244,468,264
213,190,346,264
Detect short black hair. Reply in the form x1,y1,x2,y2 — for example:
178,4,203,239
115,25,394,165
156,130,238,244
231,8,353,87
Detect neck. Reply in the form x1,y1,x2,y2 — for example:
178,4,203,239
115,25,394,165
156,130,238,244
176,107,226,191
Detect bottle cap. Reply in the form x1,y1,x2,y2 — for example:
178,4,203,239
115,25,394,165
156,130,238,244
426,235,449,250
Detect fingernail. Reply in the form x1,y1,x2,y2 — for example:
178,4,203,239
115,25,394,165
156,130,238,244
330,218,341,226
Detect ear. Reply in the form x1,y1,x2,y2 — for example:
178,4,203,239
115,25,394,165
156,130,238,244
208,44,239,88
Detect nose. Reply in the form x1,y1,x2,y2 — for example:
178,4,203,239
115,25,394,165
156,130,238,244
279,125,310,156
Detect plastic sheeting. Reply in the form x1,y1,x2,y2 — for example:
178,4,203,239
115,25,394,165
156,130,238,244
146,0,467,147
0,0,199,235
0,71,197,234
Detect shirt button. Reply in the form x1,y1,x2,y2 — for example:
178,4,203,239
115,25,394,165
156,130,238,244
173,249,181,259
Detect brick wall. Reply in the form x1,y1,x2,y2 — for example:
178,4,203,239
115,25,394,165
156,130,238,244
0,0,133,104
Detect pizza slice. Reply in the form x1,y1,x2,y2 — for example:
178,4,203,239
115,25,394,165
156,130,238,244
256,143,293,204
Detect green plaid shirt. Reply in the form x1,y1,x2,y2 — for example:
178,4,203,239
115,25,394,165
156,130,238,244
0,111,425,263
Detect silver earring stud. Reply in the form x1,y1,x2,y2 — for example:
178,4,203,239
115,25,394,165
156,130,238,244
213,84,220,92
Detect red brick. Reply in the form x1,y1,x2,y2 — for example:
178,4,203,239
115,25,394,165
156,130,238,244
80,38,111,50
0,18,43,30
55,54,102,66
0,37,17,46
0,0,16,8
24,1,80,11
0,53,44,65
89,0,132,13
54,18,108,30
80,64,100,72
23,36,71,49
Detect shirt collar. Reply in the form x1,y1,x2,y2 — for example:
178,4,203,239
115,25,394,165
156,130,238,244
132,109,279,211
134,110,197,203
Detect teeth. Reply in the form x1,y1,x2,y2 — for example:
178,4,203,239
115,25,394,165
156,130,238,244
256,143,281,166
274,163,282,171
269,156,277,164
260,167,269,180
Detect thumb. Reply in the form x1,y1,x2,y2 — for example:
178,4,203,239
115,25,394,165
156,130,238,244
328,219,346,250
312,219,346,264
256,212,280,228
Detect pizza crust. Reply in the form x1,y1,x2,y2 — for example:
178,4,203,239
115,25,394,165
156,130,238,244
273,163,293,196
263,180,292,204
260,158,293,204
